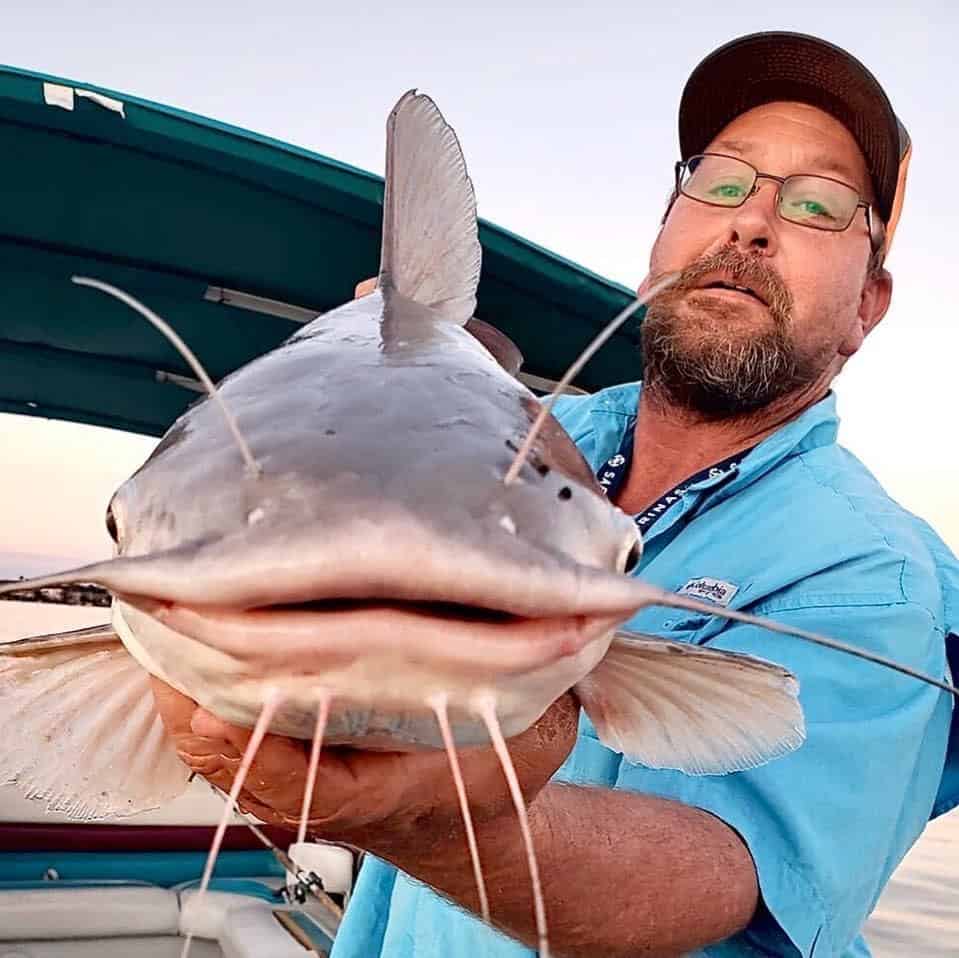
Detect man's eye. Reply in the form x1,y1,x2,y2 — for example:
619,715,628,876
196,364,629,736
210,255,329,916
708,182,746,198
788,198,838,221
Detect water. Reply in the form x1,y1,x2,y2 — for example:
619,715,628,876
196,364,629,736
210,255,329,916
1,602,956,953
0,600,110,640
866,812,959,956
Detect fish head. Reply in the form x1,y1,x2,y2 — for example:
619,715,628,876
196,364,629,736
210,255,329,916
105,289,641,612
26,286,643,739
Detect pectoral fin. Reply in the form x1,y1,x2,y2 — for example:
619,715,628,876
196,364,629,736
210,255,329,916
465,318,524,376
575,632,805,775
0,631,190,820
0,621,120,655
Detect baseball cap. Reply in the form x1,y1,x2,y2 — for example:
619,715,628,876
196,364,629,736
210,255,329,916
678,32,911,255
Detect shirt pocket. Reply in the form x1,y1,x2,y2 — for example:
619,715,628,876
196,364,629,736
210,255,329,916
661,612,714,639
665,582,756,645
629,609,717,645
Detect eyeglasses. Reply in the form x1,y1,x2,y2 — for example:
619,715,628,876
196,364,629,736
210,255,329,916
674,153,885,252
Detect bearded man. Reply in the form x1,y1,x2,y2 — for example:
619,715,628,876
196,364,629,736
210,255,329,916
154,31,959,958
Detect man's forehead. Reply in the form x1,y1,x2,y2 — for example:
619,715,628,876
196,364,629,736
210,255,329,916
705,101,873,196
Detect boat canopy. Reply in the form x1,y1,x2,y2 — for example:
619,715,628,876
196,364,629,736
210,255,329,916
0,65,640,437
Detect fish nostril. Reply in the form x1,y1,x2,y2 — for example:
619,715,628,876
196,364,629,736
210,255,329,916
557,487,572,501
616,532,642,573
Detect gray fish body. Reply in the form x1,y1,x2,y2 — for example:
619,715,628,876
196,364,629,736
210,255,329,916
110,287,638,747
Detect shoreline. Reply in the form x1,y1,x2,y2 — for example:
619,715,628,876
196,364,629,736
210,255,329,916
0,580,110,608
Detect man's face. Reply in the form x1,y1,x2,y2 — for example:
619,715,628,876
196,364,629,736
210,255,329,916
639,101,891,417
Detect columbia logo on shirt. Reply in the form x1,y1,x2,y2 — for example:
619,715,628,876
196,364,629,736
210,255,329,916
678,577,739,607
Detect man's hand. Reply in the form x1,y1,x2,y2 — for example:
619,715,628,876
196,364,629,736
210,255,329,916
151,678,579,857
354,277,377,298
152,681,759,956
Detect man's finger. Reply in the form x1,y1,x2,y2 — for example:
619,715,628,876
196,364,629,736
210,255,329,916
176,736,241,776
175,733,241,761
354,277,377,298
189,708,315,804
191,708,307,777
150,677,199,738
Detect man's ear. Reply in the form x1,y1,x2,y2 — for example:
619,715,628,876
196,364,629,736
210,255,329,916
840,268,893,357
860,266,893,338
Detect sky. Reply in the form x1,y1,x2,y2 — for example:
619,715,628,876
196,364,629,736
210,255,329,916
0,0,957,574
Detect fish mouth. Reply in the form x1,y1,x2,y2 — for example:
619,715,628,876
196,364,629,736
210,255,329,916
133,594,623,679
261,596,514,622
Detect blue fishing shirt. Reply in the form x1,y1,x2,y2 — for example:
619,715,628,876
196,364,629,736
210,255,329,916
331,383,959,958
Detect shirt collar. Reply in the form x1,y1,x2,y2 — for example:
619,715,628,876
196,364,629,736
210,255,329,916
588,383,840,502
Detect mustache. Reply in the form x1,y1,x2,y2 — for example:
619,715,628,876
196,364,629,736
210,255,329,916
650,247,792,320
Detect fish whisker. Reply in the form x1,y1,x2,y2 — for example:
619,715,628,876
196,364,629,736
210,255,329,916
298,690,332,846
71,275,262,479
473,692,550,957
503,272,679,485
179,688,281,958
428,690,490,925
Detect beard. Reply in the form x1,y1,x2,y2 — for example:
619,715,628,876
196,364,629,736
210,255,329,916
640,247,822,419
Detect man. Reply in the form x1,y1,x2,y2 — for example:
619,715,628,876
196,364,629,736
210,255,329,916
155,32,959,957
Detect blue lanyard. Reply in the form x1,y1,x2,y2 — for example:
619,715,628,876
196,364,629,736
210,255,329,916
595,429,754,533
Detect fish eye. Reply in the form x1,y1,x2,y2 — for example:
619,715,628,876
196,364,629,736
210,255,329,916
105,506,119,543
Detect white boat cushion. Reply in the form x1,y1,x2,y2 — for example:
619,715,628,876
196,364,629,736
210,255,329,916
0,937,222,957
0,887,179,940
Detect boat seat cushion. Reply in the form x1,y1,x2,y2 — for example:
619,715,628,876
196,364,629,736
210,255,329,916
0,886,179,940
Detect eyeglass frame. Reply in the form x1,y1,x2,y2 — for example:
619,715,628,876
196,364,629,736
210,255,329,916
671,152,886,253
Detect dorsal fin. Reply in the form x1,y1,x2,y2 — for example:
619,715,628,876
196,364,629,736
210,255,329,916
378,90,481,325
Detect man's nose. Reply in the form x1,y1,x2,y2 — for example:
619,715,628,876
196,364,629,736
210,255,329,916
724,181,780,255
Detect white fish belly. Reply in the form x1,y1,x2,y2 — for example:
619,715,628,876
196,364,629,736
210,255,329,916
115,601,611,749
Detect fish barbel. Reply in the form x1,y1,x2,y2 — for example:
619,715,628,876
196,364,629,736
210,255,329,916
1,90,955,957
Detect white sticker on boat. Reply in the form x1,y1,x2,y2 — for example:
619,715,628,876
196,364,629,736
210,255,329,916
678,577,739,607
43,83,75,111
75,89,126,118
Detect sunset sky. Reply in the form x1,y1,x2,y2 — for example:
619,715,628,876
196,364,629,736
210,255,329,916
1,1,956,575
